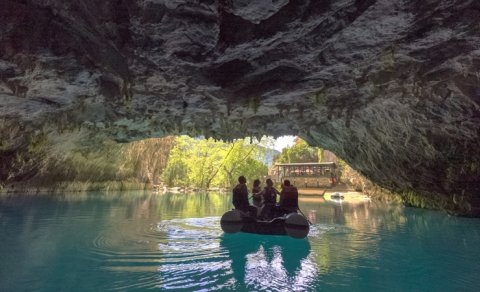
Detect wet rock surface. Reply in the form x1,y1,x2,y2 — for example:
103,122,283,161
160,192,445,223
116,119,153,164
1,0,479,215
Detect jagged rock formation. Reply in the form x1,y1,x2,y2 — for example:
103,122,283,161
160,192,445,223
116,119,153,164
1,0,479,215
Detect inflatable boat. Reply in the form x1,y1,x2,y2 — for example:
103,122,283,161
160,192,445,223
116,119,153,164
220,209,310,239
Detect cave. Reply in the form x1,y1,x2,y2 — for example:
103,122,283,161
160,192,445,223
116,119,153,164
1,0,479,216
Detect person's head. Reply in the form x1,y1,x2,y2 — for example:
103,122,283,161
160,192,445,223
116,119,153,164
283,179,291,187
238,176,246,184
266,178,273,187
253,179,260,187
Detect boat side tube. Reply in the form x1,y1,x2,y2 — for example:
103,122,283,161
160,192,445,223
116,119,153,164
284,213,309,239
220,210,244,233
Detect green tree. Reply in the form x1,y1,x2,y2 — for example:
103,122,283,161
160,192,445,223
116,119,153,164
161,137,191,186
275,138,319,163
161,136,268,188
221,139,268,187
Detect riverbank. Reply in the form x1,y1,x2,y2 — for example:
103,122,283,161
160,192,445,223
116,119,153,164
0,181,232,195
152,186,229,194
0,181,151,194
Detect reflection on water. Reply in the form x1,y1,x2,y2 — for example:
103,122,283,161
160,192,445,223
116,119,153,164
1,191,480,291
221,233,314,291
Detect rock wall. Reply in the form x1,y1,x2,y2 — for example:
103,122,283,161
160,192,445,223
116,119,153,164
1,0,479,215
0,127,174,192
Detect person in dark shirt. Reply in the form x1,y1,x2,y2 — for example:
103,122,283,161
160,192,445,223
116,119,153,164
251,179,262,208
278,179,299,215
258,178,279,220
232,176,257,217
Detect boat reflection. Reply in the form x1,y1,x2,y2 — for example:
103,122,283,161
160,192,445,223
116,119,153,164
220,233,316,290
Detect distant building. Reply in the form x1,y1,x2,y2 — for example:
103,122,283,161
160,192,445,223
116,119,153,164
269,162,337,188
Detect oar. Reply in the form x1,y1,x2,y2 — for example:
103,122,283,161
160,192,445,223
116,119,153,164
296,207,313,225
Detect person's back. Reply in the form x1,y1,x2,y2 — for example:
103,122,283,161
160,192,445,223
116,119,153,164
251,179,262,208
232,176,258,218
259,179,279,219
233,176,249,211
262,186,277,205
279,180,298,212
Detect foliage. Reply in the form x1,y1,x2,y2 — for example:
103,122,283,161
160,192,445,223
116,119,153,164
274,138,320,163
317,148,324,162
161,136,268,188
4,134,175,187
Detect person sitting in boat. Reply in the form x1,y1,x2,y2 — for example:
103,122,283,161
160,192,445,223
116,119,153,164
232,176,257,217
258,178,279,220
251,179,262,208
278,180,299,215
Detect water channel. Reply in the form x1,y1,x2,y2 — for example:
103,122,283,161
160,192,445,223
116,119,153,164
1,191,479,291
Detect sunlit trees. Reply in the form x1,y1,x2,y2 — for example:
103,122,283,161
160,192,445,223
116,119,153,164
9,136,175,191
275,138,320,163
220,140,268,187
161,136,268,188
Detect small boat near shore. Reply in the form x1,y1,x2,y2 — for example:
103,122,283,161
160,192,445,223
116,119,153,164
220,209,310,239
330,192,345,199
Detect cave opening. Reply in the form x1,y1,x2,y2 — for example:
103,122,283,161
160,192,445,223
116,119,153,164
2,2,480,291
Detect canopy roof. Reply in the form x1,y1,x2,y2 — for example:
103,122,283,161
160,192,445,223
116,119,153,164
275,162,336,167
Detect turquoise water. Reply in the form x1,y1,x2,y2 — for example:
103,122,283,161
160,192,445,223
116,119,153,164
1,192,479,291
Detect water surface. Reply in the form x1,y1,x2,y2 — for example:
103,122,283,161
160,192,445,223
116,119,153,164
1,191,479,291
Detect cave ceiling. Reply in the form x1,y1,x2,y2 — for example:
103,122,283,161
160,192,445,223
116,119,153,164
1,0,480,215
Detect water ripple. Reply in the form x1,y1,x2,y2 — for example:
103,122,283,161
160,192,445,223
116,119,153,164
89,216,318,291
3,193,480,292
